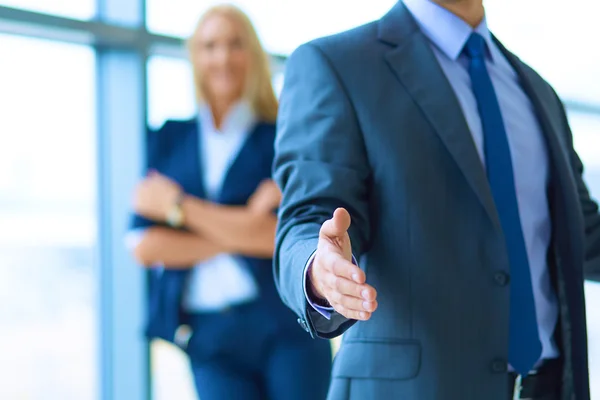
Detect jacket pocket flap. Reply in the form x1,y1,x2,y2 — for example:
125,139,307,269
332,340,421,380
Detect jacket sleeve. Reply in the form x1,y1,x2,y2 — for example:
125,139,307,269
129,124,166,231
557,99,600,281
571,150,600,281
272,42,372,339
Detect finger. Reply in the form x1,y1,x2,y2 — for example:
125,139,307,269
320,208,351,240
330,302,372,321
322,250,365,284
326,289,378,313
332,207,351,232
324,272,376,301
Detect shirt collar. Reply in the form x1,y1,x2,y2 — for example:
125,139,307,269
198,100,256,135
402,0,494,62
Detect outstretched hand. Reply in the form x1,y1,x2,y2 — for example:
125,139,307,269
309,208,378,321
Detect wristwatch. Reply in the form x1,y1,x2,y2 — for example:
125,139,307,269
166,191,186,228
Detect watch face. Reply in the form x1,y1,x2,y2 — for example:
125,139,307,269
167,207,183,227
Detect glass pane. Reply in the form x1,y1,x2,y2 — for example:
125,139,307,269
147,56,196,129
0,0,95,20
146,0,396,55
147,55,197,400
146,0,599,104
0,34,97,399
486,0,599,105
151,340,197,400
272,71,284,99
568,110,600,399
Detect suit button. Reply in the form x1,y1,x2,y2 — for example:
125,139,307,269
297,317,310,332
490,359,507,373
494,272,510,286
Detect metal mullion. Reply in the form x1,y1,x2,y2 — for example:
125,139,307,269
0,5,182,49
96,44,150,400
564,100,600,116
95,0,151,397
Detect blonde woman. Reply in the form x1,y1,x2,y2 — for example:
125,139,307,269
128,5,332,400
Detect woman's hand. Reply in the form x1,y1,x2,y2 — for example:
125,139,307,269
133,171,182,221
247,179,282,213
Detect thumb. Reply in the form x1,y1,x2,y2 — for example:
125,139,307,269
320,208,351,240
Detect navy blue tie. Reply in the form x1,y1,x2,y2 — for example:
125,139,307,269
463,33,541,375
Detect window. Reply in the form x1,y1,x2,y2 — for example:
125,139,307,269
487,0,600,105
0,0,95,20
146,0,396,55
147,55,196,129
569,110,600,399
0,34,97,400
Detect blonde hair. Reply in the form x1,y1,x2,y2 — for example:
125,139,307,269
187,4,278,123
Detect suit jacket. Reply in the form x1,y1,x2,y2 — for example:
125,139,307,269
131,118,296,349
273,2,600,399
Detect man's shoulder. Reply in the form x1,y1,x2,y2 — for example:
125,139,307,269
497,43,568,135
496,42,558,102
296,20,382,65
312,20,379,51
516,57,564,111
514,58,552,89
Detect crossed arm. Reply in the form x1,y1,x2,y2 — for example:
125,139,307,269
133,227,225,267
132,179,281,267
180,196,277,258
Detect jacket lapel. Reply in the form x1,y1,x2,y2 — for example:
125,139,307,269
179,119,206,199
218,123,272,205
378,2,499,230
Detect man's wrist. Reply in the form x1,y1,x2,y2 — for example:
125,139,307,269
306,267,331,307
303,252,334,319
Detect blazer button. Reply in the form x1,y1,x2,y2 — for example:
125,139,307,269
297,317,310,332
490,359,507,373
493,272,510,287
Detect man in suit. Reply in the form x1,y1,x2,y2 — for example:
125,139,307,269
273,0,600,399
